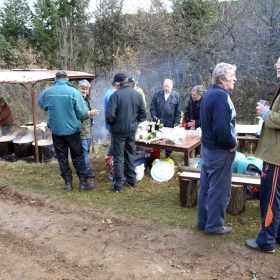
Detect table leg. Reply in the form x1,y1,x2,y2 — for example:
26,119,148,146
184,151,189,166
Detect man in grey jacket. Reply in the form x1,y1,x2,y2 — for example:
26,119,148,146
106,73,146,193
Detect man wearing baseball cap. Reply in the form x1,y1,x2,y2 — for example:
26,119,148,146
128,76,147,108
106,73,146,193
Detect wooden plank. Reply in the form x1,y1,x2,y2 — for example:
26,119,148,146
179,171,260,185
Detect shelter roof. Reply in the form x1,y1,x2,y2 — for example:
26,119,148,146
0,69,96,85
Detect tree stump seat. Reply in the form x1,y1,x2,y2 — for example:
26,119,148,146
178,166,261,214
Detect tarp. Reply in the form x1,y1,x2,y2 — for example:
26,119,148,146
0,69,97,162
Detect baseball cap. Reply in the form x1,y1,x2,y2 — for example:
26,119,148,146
112,73,127,85
128,76,137,84
55,71,68,79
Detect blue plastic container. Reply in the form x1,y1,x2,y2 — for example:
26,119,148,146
236,156,263,174
232,151,246,173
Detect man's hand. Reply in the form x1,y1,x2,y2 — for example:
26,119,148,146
230,146,237,152
256,103,270,117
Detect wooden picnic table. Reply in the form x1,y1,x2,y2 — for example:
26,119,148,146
135,134,201,166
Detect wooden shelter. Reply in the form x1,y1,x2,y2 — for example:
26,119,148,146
0,69,97,162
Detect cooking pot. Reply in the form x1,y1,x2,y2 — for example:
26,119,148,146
32,140,56,162
0,135,15,156
13,139,34,158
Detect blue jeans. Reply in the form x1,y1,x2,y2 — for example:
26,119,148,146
197,146,235,233
256,162,280,251
81,138,91,171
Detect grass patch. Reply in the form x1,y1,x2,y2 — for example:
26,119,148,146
0,145,272,253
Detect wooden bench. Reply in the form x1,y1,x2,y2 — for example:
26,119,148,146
178,166,260,215
237,135,259,154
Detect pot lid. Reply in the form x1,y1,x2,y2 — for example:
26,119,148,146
0,135,15,142
32,140,53,146
151,162,174,182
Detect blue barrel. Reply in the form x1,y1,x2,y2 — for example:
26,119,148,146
236,156,263,174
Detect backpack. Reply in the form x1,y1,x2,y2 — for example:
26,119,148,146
243,164,261,200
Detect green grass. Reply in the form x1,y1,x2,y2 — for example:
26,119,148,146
0,145,273,254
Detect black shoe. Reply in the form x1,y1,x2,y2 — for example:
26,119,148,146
111,186,123,193
86,169,95,178
79,177,94,191
65,182,72,192
125,181,137,187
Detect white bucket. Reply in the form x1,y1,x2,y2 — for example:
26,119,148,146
135,163,145,181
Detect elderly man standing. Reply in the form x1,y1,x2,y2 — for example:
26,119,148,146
245,58,280,253
0,97,14,136
197,63,237,235
38,71,95,192
150,79,181,158
106,73,146,193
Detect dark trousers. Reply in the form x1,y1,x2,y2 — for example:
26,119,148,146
112,134,136,190
52,132,87,182
257,162,280,251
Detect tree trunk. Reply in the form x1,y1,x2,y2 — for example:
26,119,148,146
226,184,246,215
179,178,198,207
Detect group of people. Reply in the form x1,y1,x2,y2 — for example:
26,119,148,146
35,56,280,253
38,71,99,192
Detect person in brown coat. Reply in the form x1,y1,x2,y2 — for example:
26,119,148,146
0,97,14,136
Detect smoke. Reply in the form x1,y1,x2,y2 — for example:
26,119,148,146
90,78,111,144
13,133,34,143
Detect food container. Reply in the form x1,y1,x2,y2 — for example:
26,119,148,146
135,163,145,181
0,135,15,156
13,139,34,158
32,139,56,162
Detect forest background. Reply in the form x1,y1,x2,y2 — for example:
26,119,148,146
0,0,280,142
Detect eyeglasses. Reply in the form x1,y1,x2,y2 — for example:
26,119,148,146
274,63,280,69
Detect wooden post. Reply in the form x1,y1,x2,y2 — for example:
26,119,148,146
226,184,247,215
179,178,198,207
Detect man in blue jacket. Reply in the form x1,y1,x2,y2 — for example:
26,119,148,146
150,79,181,158
197,63,237,235
106,73,146,193
38,71,95,192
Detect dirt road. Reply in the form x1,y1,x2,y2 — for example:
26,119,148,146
0,186,278,280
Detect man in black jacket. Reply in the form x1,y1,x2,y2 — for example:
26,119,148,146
105,73,146,193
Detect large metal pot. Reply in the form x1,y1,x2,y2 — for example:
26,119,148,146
32,140,56,163
0,135,15,156
13,139,34,158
